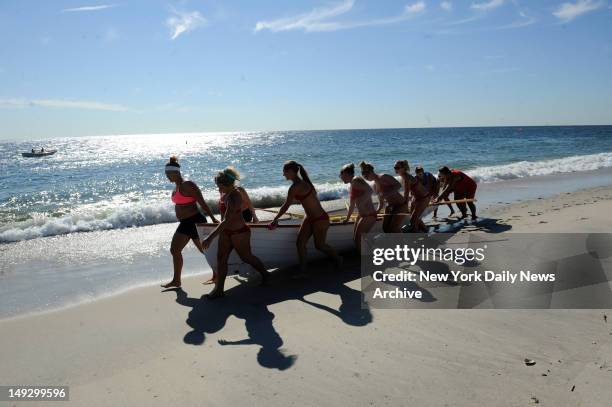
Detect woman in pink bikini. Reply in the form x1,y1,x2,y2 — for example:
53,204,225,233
269,160,342,274
201,167,269,298
359,161,407,233
394,160,430,232
162,156,218,289
339,163,378,251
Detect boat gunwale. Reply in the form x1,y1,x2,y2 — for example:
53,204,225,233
196,218,382,229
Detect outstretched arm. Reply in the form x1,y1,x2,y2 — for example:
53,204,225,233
437,176,456,201
186,181,218,222
202,193,241,248
271,187,296,224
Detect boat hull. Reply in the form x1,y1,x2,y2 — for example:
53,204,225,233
197,218,382,272
22,150,57,157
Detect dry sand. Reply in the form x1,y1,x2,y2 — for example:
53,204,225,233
1,186,612,406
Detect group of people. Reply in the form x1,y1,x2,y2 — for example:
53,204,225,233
161,156,477,298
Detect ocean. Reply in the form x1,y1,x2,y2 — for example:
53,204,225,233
2,126,612,243
2,125,612,317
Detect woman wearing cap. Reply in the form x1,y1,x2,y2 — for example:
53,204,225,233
269,160,342,274
394,160,430,232
201,167,269,298
339,163,377,251
162,156,218,289
360,161,407,233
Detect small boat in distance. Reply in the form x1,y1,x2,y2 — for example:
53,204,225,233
22,149,57,157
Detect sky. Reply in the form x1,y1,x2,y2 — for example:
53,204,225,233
0,0,611,139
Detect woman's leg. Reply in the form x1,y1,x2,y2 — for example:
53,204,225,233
162,232,191,288
207,232,233,298
383,205,392,233
410,197,429,233
297,220,314,272
232,230,269,284
353,216,362,248
467,190,477,220
445,197,456,216
454,192,468,218
312,219,342,268
389,204,408,233
355,216,377,252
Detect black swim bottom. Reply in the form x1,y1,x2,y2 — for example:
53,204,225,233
242,208,253,222
176,213,208,240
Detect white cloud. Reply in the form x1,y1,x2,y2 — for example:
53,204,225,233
166,9,207,40
553,0,604,22
471,0,505,11
489,10,536,30
255,0,355,32
440,1,453,11
62,4,116,13
0,98,129,112
255,0,426,33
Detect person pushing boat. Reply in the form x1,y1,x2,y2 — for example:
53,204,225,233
417,165,456,219
340,163,378,251
269,160,342,274
394,160,430,232
436,166,477,220
360,161,407,233
201,167,270,298
162,156,218,289
217,172,259,223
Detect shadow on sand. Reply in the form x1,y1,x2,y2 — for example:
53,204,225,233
164,255,372,370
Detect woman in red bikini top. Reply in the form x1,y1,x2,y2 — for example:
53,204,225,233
218,181,259,223
161,156,218,289
269,160,342,275
339,163,378,251
201,167,269,299
359,161,408,233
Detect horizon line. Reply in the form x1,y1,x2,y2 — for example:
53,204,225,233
3,123,612,142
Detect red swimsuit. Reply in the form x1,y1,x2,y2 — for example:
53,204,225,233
219,192,250,237
451,169,477,197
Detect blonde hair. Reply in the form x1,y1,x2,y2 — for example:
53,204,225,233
395,160,409,172
215,166,241,187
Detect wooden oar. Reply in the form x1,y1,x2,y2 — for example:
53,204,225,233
373,199,477,217
256,207,304,220
428,198,476,206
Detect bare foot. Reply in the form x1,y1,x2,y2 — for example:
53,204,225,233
202,277,217,285
161,280,181,288
205,290,224,299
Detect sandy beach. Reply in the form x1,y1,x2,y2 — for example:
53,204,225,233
0,185,611,407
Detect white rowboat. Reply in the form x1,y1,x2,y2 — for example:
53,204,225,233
197,217,383,273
